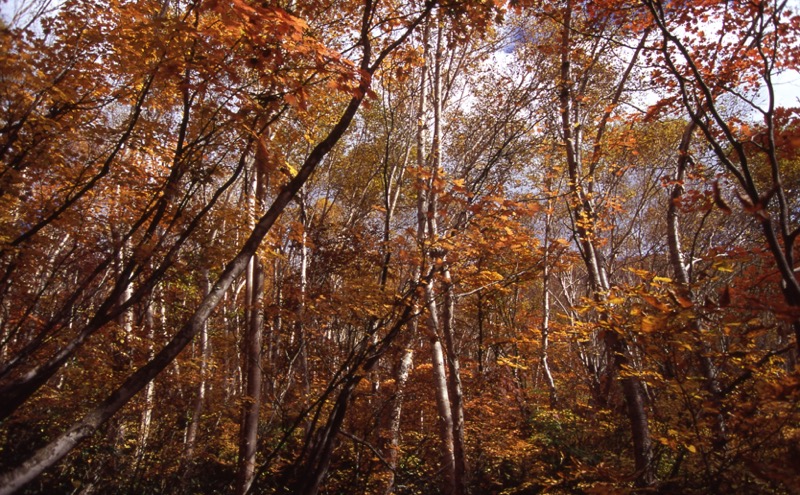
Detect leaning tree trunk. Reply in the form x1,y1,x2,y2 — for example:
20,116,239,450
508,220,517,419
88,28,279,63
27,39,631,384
0,47,385,494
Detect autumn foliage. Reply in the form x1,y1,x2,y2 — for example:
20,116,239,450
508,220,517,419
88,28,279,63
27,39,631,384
1,0,799,494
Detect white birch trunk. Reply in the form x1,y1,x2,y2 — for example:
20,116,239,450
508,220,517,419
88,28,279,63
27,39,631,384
383,348,414,495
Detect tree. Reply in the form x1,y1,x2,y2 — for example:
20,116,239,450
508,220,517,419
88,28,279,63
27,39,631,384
0,0,435,492
3,1,800,493
642,0,800,353
516,0,659,484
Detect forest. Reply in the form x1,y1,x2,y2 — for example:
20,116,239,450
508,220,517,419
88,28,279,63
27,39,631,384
1,0,799,493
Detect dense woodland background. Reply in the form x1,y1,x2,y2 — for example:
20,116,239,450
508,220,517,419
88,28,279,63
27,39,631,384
1,0,800,493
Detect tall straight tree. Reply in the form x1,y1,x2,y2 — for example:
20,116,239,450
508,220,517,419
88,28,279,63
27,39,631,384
236,164,267,495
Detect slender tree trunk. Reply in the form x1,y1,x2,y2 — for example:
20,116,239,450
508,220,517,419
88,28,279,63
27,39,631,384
295,379,358,495
135,297,157,466
558,0,654,485
290,295,420,495
383,348,413,495
377,88,412,494
298,193,311,402
183,270,211,474
379,138,409,287
182,309,208,482
441,267,467,495
608,331,655,486
541,200,558,407
0,58,377,495
415,20,430,243
428,308,457,495
666,123,727,448
116,229,134,340
236,256,265,495
418,16,466,495
237,161,268,495
424,266,457,495
422,267,461,495
477,293,485,375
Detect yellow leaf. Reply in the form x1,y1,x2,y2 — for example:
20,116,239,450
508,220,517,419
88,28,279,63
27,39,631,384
478,270,504,281
641,316,660,333
627,268,651,278
642,294,670,312
281,160,298,178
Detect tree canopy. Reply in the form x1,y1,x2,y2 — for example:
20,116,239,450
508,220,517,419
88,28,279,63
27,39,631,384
1,0,799,494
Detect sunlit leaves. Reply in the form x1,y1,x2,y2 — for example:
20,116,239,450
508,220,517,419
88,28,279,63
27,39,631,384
3,1,800,494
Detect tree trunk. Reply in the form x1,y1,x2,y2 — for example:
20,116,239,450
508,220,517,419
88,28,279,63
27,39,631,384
181,307,208,480
383,348,414,495
236,256,265,495
430,337,457,495
666,122,727,448
557,0,654,484
236,159,268,495
417,16,467,495
135,296,157,472
0,58,379,495
541,200,558,407
298,192,311,403
442,267,467,495
425,271,457,495
289,296,420,495
607,331,655,486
